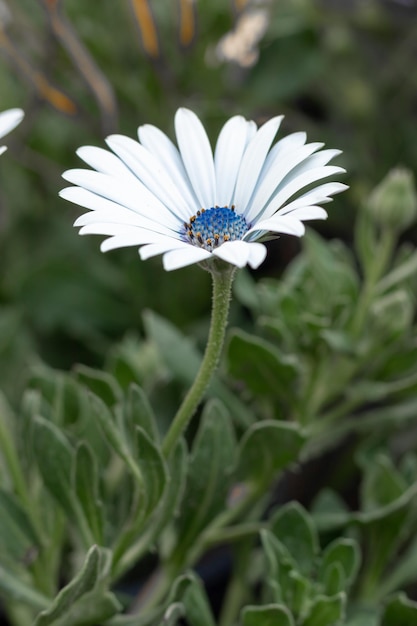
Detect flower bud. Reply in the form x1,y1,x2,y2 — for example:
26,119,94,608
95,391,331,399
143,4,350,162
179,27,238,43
367,168,417,232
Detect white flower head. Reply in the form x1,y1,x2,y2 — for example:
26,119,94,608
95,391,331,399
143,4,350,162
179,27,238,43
0,108,24,155
60,108,347,271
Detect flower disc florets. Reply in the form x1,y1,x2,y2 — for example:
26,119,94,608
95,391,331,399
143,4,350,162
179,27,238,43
184,205,249,251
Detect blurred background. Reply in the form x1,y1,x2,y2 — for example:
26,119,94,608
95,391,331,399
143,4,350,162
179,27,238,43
0,0,416,403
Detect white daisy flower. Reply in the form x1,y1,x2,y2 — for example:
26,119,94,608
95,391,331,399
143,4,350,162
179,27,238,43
60,108,347,271
0,108,24,155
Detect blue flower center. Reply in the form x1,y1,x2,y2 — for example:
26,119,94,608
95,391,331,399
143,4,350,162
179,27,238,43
184,205,249,251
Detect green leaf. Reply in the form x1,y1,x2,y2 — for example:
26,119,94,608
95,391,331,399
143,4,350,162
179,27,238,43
32,416,74,514
75,365,122,407
0,490,39,563
302,592,345,626
378,248,417,293
182,574,216,626
288,571,311,618
360,454,406,512
311,489,351,532
270,503,318,576
33,416,95,546
321,562,345,596
319,538,361,591
303,231,358,301
382,593,417,626
380,533,417,596
134,425,167,517
175,399,235,552
227,330,298,404
125,383,159,443
238,421,304,486
234,268,261,313
0,563,49,610
49,590,121,626
88,392,143,487
34,545,102,625
143,310,202,386
145,438,187,557
260,529,310,613
344,609,379,626
144,311,253,427
158,603,185,626
73,442,104,544
242,604,295,626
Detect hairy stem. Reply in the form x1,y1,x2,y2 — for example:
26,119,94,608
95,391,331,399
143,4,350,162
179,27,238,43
162,266,235,458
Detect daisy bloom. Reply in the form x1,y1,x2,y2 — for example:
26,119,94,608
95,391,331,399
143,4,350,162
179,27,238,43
60,108,347,271
0,108,24,155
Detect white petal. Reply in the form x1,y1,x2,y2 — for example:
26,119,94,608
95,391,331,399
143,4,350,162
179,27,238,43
138,123,199,210
0,146,6,155
277,182,348,215
76,146,135,178
175,108,216,209
100,230,169,251
163,246,211,271
139,239,211,269
245,142,324,223
0,108,24,140
262,165,346,220
105,134,190,220
232,115,284,212
286,206,328,221
272,149,342,198
245,215,305,239
78,222,171,239
247,242,267,269
139,241,185,260
258,131,307,181
79,223,145,236
214,116,251,206
62,170,180,230
212,240,254,268
74,207,151,228
61,186,175,238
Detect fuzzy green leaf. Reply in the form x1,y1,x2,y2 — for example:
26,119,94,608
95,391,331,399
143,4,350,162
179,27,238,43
302,593,345,626
32,415,94,546
270,503,318,576
0,563,49,610
242,604,295,626
175,399,235,552
238,421,304,486
227,329,298,402
182,575,216,626
88,392,143,487
134,425,167,517
381,593,417,626
144,311,253,427
319,538,361,591
34,545,103,625
75,365,122,407
125,383,159,443
0,490,39,563
158,603,185,626
73,442,104,544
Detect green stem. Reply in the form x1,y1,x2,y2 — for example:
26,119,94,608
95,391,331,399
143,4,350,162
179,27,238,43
162,266,235,458
351,227,395,336
219,538,254,626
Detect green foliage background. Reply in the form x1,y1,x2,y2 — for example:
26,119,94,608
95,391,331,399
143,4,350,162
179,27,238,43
1,1,417,625
1,0,415,391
